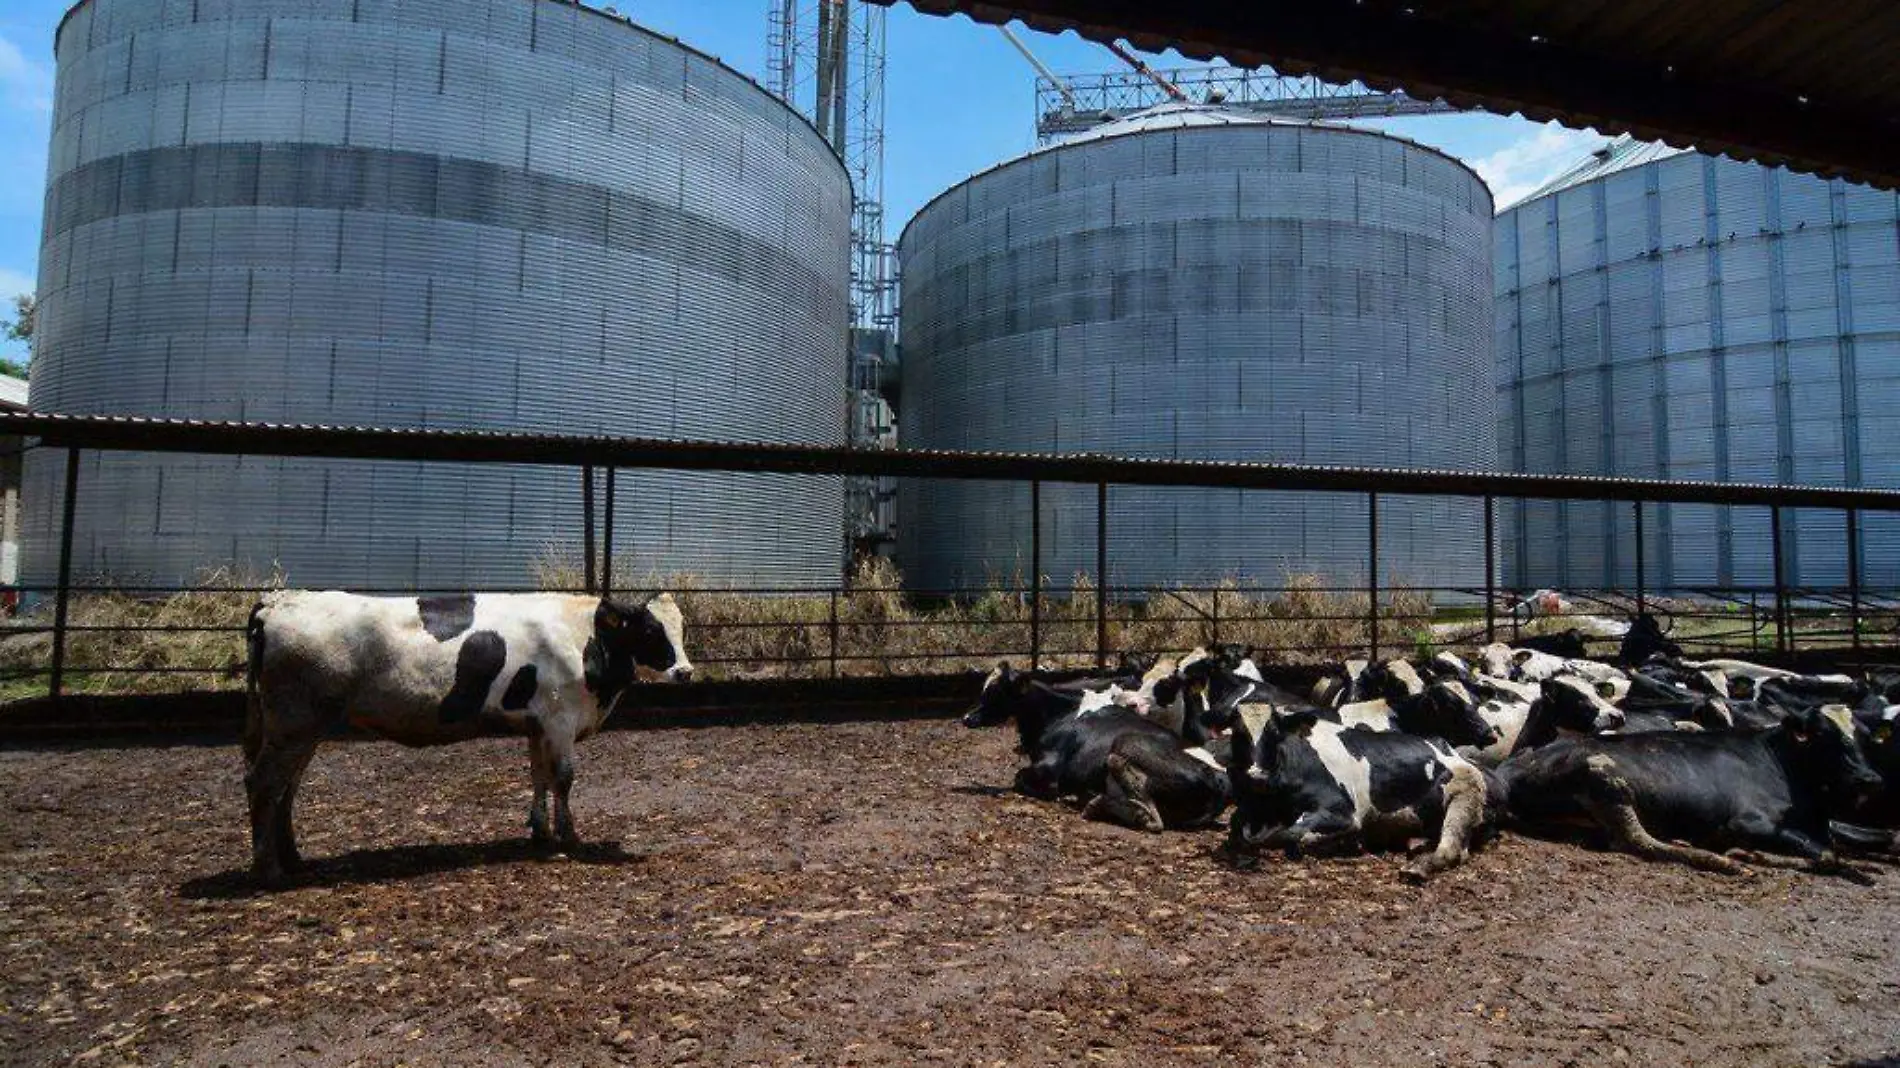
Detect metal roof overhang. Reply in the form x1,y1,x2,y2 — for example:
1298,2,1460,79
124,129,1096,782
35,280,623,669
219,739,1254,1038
871,0,1900,191
9,412,1900,512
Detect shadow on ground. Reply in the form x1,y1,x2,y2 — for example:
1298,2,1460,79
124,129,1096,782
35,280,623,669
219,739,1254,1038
176,837,642,898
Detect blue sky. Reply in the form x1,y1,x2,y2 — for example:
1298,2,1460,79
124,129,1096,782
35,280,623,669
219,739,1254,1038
0,0,1610,364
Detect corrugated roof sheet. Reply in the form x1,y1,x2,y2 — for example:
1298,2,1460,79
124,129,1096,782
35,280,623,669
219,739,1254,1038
874,1,1900,191
0,375,28,412
1510,135,1690,207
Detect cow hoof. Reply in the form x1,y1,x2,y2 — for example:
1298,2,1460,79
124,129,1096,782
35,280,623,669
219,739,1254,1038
1399,863,1432,885
252,864,287,890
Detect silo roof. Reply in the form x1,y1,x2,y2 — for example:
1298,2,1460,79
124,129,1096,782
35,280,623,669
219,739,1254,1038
1511,135,1690,208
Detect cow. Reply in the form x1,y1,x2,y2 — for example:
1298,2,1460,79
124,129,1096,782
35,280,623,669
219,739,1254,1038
243,590,692,885
1224,709,1496,882
962,662,1227,832
1494,704,1886,877
1618,612,1681,665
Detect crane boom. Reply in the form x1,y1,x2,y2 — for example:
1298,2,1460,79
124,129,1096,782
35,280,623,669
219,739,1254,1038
1102,39,1188,103
998,25,1075,108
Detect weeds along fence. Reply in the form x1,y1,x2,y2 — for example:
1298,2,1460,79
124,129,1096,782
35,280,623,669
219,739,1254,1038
3,412,1900,703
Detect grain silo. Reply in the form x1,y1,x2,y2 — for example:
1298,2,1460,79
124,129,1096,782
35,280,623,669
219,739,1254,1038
897,105,1495,593
25,0,850,590
1496,137,1900,589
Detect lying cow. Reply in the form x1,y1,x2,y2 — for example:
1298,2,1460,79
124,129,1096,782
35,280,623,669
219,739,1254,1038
1225,709,1495,882
1495,705,1885,877
244,590,692,885
963,662,1228,832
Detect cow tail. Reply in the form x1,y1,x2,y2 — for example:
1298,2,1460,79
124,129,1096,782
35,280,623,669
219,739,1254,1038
242,601,267,765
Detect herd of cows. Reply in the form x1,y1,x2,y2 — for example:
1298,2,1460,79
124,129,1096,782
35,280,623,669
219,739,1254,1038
962,618,1900,883
237,588,1899,889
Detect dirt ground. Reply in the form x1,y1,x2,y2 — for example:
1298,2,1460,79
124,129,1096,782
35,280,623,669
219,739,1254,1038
3,716,1898,1068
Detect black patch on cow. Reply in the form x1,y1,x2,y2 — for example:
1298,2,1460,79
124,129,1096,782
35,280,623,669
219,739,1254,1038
439,631,506,724
501,664,538,710
419,594,477,642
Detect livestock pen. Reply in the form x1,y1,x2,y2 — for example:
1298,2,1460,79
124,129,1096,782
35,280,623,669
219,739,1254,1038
3,413,1900,1066
1,412,1899,722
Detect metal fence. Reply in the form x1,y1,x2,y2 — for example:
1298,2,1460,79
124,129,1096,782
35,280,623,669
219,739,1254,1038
4,411,1900,705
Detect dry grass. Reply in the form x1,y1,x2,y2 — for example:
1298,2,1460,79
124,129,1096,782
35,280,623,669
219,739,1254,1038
535,549,1446,680
0,553,1455,700
0,565,283,698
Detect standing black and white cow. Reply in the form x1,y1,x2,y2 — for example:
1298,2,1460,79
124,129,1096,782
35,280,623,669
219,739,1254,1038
1224,709,1496,882
243,591,692,884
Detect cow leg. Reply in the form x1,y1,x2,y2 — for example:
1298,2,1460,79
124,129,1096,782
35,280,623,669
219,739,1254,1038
1727,819,1877,883
271,745,318,874
1579,754,1744,875
526,739,554,848
1013,760,1061,801
549,738,582,848
1081,752,1165,832
1403,762,1487,883
245,728,319,886
1245,810,1358,859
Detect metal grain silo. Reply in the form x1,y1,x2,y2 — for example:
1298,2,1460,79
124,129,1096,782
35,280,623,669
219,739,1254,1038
897,106,1495,593
25,0,850,590
1496,137,1900,589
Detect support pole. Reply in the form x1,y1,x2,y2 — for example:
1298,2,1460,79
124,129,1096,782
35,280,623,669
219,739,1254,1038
1633,501,1647,618
1030,480,1042,668
1847,507,1862,656
582,465,596,594
1483,494,1496,644
49,447,79,704
1771,505,1787,653
602,467,616,599
1095,481,1108,668
828,590,840,679
1367,492,1380,661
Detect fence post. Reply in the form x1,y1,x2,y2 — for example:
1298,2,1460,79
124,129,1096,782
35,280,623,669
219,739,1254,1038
602,466,616,599
1210,587,1221,649
1633,500,1646,618
1750,591,1761,653
1771,505,1787,653
49,447,79,704
1030,480,1042,668
1367,491,1380,661
1847,507,1861,656
828,590,839,679
1483,494,1496,644
1095,481,1108,668
582,465,596,594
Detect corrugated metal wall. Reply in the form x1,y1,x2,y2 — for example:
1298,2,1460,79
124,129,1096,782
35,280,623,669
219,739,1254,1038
1497,153,1900,589
25,0,851,591
897,117,1496,592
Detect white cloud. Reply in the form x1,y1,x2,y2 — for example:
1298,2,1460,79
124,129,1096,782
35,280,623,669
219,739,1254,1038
1472,123,1604,210
0,34,52,115
0,267,31,299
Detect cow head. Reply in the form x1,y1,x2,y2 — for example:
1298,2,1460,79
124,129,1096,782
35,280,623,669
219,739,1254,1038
1115,650,1160,680
1540,675,1626,734
1223,707,1317,861
1397,679,1499,747
1780,704,1885,811
594,592,693,685
964,662,1030,727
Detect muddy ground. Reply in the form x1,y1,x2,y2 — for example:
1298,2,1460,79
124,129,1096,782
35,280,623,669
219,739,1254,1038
2,716,1898,1067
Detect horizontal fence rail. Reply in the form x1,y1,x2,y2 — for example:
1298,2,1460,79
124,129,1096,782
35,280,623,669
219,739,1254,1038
2,412,1899,717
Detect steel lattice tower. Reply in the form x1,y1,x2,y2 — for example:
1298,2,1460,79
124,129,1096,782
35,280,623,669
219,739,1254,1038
767,0,897,550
